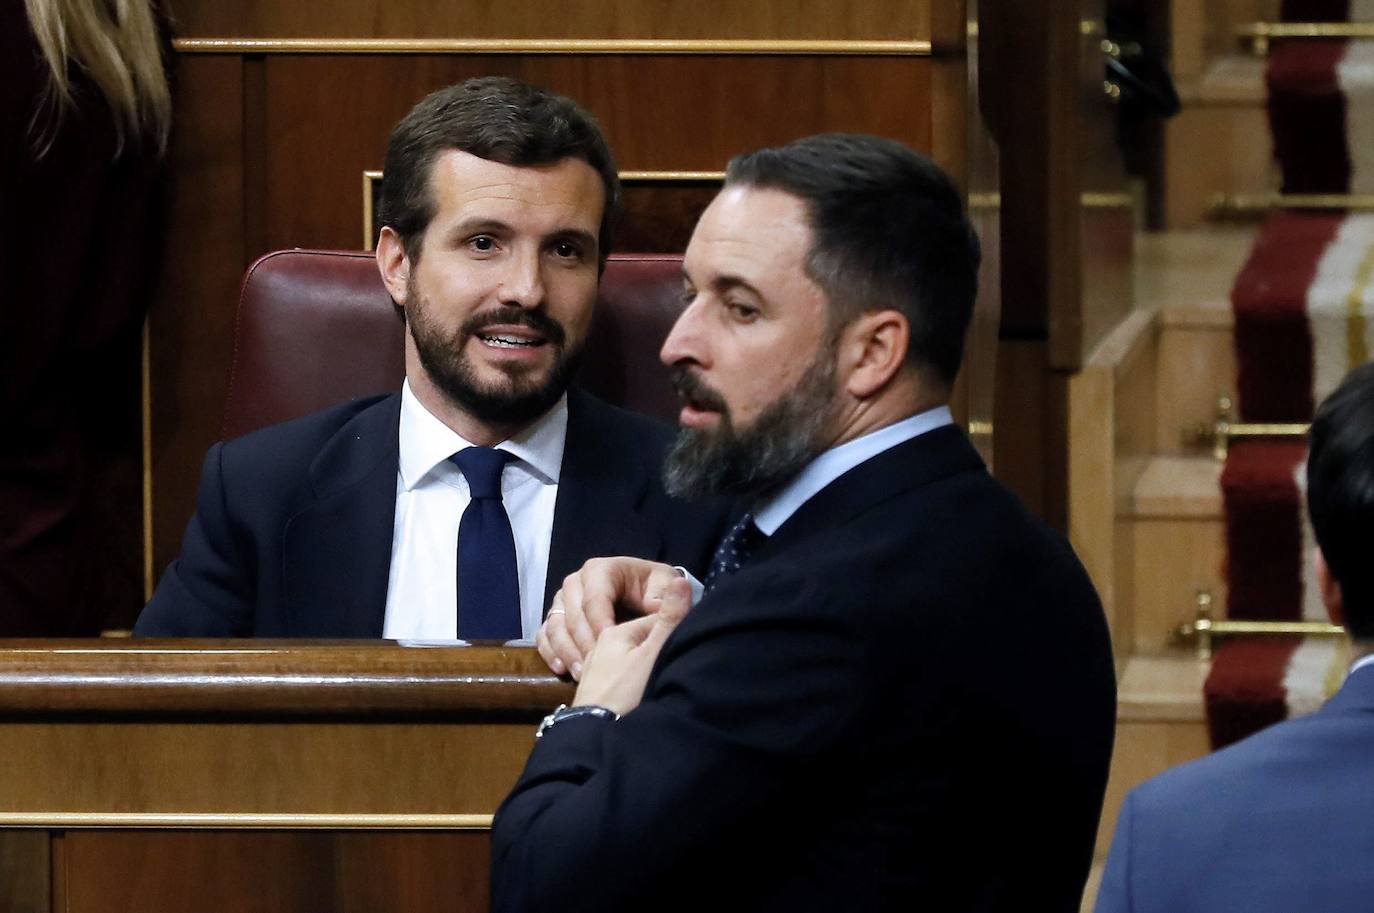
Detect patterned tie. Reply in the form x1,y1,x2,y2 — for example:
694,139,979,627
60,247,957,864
704,513,766,593
451,447,521,641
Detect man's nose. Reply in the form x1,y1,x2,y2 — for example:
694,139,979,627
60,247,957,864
660,296,707,368
498,248,545,308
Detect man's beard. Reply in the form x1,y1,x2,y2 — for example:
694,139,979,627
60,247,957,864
663,346,840,500
406,278,581,427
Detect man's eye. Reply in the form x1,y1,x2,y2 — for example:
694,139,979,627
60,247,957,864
727,302,759,321
552,241,582,259
470,236,496,252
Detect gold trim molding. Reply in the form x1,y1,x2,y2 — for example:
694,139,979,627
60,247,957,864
1238,22,1374,55
0,812,493,830
619,171,725,182
1211,192,1374,215
173,37,931,56
363,170,383,250
966,191,1133,211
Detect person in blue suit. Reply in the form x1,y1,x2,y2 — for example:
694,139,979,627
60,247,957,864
1096,360,1374,913
134,77,728,640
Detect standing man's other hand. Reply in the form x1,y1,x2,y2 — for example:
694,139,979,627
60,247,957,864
537,557,686,679
570,577,692,715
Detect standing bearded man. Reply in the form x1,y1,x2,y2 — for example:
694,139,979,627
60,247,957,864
494,133,1117,912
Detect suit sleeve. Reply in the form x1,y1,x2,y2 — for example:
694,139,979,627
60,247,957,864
490,566,866,913
133,443,256,636
1094,790,1137,913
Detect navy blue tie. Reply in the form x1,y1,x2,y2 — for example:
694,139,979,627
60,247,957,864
704,513,765,593
451,447,522,641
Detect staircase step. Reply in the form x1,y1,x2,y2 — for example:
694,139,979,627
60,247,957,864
1098,653,1210,857
1131,456,1222,518
1176,54,1266,105
1268,38,1353,194
1128,457,1226,652
1141,227,1253,452
1138,226,1254,322
1118,652,1208,721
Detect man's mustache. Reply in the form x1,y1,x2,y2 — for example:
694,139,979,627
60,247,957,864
670,366,729,415
460,308,566,346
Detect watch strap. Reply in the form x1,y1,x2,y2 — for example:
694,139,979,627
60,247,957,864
536,703,620,739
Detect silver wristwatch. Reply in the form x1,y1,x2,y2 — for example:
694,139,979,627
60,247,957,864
535,703,620,739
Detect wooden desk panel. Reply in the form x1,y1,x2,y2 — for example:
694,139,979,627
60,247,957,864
0,642,570,913
55,832,491,913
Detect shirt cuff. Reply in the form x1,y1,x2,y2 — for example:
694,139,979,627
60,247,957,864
673,567,705,606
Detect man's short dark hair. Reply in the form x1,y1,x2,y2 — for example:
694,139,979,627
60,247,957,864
379,76,620,265
1307,361,1374,638
723,133,980,387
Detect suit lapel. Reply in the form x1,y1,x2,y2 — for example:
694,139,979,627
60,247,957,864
282,395,401,636
761,424,986,560
544,389,661,610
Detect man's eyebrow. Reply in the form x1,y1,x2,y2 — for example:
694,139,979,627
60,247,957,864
680,268,763,298
549,227,599,252
711,274,763,298
445,217,512,239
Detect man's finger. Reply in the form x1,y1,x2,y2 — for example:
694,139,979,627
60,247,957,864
599,613,658,651
540,594,584,677
654,576,694,626
535,620,563,676
572,590,615,654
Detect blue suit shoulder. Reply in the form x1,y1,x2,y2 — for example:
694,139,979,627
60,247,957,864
217,393,396,484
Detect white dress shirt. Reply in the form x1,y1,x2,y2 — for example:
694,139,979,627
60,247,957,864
382,381,566,643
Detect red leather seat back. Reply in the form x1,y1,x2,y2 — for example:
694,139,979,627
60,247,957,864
222,250,685,441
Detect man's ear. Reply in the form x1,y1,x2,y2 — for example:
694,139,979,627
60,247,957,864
376,226,411,308
840,310,909,399
1316,547,1346,626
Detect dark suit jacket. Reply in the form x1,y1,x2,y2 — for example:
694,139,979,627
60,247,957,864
134,388,729,637
1096,664,1374,913
492,424,1117,913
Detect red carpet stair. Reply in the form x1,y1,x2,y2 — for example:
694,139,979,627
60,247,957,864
1207,5,1373,746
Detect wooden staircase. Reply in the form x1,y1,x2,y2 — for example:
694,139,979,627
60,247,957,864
1074,226,1258,908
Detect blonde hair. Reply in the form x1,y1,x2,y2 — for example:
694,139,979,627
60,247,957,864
24,0,171,158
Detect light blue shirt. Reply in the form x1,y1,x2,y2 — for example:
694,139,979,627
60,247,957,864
752,405,955,536
682,405,955,605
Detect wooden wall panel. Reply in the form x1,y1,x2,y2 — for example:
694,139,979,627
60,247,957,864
259,55,931,252
59,832,491,913
149,52,938,575
148,54,246,590
0,831,46,913
167,0,930,41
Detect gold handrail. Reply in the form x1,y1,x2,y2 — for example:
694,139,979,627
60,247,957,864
1187,394,1308,460
1209,192,1374,218
1236,21,1374,56
1174,592,1346,661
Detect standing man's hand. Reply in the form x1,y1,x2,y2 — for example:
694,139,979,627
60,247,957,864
569,577,692,715
537,557,688,679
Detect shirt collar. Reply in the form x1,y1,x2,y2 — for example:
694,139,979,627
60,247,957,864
1348,651,1374,678
397,379,568,491
752,405,955,536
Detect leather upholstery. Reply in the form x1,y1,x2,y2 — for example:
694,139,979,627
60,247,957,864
222,250,686,441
